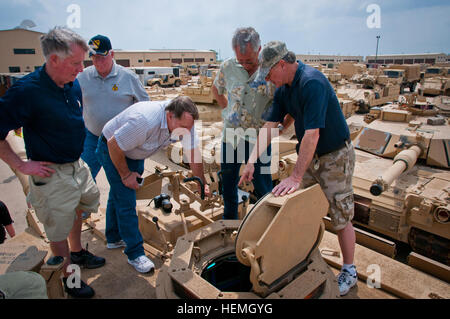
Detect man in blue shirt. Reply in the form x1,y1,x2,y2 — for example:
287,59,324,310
240,41,357,296
0,27,104,298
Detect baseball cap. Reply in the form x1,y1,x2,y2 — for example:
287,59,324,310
253,40,289,83
88,35,112,57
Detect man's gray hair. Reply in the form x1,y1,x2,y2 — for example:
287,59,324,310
40,26,88,60
232,27,260,54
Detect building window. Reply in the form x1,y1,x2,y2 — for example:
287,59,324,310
414,59,424,64
138,59,143,63
116,59,130,67
404,59,413,64
394,59,403,64
184,58,194,62
425,59,435,64
9,66,21,73
194,58,205,62
146,59,150,62
159,58,170,61
171,58,182,64
13,48,35,54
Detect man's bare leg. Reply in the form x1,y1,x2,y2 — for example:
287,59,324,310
68,210,83,253
337,222,356,265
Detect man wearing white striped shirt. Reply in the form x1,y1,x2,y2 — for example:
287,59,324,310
96,96,208,273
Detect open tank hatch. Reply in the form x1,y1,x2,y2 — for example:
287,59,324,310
155,184,339,299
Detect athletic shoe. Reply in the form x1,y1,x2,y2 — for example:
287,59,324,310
337,266,358,296
127,255,155,273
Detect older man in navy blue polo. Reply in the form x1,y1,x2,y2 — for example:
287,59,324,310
240,41,357,296
0,27,104,298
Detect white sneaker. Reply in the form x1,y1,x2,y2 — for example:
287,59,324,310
337,266,358,296
128,255,155,273
106,240,126,249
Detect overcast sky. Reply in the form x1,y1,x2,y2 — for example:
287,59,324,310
1,0,449,60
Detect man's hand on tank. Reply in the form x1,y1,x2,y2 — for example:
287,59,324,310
272,176,300,197
19,160,55,177
203,184,211,197
238,163,255,186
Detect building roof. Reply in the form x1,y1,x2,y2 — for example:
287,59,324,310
0,28,45,35
366,53,447,57
114,49,214,53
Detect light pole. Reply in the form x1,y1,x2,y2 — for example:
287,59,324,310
375,35,381,67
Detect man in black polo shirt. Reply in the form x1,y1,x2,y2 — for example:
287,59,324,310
240,41,357,296
0,27,104,298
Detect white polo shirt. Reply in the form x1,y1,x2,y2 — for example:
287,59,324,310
102,100,199,160
77,61,149,136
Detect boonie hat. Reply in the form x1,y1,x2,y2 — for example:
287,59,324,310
88,35,112,56
253,40,289,83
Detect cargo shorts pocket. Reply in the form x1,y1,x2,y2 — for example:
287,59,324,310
334,190,354,220
27,176,53,225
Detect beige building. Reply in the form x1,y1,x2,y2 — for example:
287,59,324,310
111,49,217,68
0,28,217,72
0,28,46,73
296,54,363,64
365,53,448,65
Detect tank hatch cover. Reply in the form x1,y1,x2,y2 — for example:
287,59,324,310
234,184,329,292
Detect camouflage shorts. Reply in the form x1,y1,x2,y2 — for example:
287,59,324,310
301,142,355,231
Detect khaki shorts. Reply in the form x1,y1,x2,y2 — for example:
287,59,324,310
27,159,100,242
302,142,355,231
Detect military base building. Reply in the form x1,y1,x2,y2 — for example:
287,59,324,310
0,27,448,74
0,28,217,73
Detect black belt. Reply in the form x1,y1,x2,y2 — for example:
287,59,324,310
316,138,351,157
101,134,107,144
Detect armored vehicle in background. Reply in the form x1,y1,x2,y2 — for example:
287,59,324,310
349,104,449,265
147,74,181,87
420,77,450,96
382,64,421,94
186,64,199,76
279,104,449,265
182,69,218,104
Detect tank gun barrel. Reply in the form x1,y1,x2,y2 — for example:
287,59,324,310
370,145,422,196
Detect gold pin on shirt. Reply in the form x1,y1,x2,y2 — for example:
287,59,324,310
112,84,118,91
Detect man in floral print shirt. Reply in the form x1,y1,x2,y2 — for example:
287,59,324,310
212,27,275,220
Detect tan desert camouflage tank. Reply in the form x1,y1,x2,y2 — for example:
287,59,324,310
181,69,218,104
279,102,450,265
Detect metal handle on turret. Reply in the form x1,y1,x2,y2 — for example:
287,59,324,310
370,145,422,196
183,176,205,200
152,216,161,230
